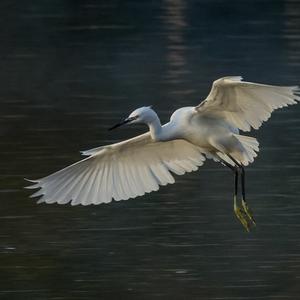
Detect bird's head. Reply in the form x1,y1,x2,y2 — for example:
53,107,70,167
109,106,156,130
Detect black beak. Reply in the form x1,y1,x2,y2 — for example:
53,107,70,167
108,117,135,131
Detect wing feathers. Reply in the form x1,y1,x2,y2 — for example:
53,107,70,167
196,76,300,131
27,136,206,205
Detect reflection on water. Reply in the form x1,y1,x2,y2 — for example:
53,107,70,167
163,0,187,81
1,0,300,299
162,0,197,102
283,1,300,71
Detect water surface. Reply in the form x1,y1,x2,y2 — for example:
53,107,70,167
1,0,300,299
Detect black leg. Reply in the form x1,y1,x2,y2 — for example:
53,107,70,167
235,167,238,201
219,159,239,201
227,154,256,227
241,165,246,201
226,155,244,198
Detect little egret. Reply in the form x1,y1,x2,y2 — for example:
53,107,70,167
26,76,300,231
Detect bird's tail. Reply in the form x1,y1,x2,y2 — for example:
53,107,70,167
233,134,259,166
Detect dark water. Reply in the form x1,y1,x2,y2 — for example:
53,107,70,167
1,0,300,299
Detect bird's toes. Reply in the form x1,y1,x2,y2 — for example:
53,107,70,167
241,200,256,226
234,206,251,232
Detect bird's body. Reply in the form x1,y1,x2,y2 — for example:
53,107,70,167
178,109,238,152
139,105,256,166
26,76,300,231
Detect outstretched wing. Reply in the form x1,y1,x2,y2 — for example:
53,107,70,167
26,133,205,205
196,76,300,132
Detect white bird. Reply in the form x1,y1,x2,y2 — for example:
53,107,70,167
26,76,300,231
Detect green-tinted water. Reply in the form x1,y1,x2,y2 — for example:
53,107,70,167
1,0,300,299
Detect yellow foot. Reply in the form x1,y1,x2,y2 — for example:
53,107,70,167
242,199,256,226
234,204,251,232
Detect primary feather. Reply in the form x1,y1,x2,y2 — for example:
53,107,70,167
26,133,205,205
196,76,300,131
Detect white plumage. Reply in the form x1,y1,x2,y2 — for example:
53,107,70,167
196,76,299,131
26,76,299,224
27,134,205,205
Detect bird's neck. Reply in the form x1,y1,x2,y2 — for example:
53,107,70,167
147,115,163,141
